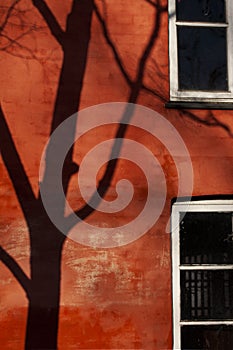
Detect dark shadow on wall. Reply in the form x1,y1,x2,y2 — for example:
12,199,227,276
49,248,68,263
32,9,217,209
172,194,233,206
181,109,233,139
0,0,167,349
1,0,233,348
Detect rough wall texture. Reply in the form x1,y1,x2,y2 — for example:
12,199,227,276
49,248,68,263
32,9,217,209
0,0,232,349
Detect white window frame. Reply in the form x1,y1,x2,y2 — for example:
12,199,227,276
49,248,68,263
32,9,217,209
168,0,233,102
172,199,233,349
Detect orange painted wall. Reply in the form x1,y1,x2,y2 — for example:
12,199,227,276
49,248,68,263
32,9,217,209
0,1,233,349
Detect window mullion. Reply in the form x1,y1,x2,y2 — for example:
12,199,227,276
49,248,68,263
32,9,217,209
180,265,233,270
172,206,181,349
226,0,233,93
180,320,233,326
176,21,228,28
168,0,179,97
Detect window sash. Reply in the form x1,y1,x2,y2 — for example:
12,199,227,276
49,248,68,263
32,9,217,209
172,200,233,349
168,0,233,101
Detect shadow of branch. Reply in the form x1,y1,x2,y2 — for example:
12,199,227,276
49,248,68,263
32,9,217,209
182,109,233,138
0,246,31,298
66,1,166,230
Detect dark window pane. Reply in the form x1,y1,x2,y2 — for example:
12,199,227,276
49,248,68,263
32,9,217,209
181,325,233,349
176,0,226,23
180,212,233,264
178,26,228,91
181,270,233,320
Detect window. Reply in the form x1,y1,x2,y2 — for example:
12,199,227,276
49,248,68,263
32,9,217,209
168,0,233,103
172,200,233,349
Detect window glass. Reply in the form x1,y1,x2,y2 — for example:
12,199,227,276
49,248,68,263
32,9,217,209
181,325,233,349
181,270,233,320
177,27,228,91
180,212,233,264
176,0,226,23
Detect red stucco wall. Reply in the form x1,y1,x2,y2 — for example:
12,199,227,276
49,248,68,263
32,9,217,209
0,1,232,349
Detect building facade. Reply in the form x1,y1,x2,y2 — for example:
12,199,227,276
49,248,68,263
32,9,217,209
0,1,233,349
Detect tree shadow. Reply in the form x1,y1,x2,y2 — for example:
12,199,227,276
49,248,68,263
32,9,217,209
181,109,233,138
2,1,231,349
0,0,167,349
0,0,232,350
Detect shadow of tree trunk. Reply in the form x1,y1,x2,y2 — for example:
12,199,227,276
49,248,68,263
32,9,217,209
25,1,94,349
0,1,166,349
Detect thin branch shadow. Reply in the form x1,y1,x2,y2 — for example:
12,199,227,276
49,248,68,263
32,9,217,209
0,1,171,348
2,1,231,350
182,109,233,138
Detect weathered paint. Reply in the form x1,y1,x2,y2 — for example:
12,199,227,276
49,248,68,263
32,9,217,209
0,0,232,349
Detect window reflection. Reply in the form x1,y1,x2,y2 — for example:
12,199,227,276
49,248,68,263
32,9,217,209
181,325,233,349
176,0,226,23
181,270,233,320
178,27,228,91
180,212,233,264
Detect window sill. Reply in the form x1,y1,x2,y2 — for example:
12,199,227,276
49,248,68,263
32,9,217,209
165,101,233,110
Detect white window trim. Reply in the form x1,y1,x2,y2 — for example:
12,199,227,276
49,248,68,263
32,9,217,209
172,199,233,350
168,0,233,102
